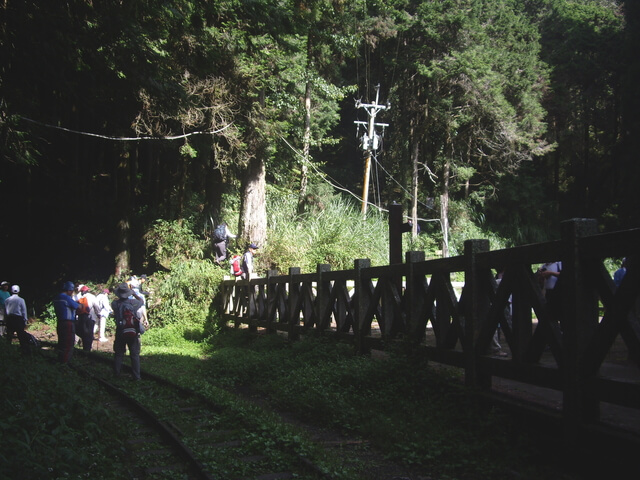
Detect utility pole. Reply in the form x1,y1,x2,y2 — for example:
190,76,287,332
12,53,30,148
355,84,389,215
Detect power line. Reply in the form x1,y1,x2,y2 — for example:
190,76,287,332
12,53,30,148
19,116,233,141
279,134,439,224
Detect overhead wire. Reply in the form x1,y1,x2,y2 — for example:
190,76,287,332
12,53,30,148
279,134,440,224
19,116,233,141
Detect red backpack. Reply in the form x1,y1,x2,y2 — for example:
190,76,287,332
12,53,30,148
115,302,142,338
230,255,243,277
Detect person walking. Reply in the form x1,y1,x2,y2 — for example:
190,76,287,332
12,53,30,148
241,243,259,280
76,285,96,352
0,281,10,337
4,285,30,354
613,258,627,288
213,222,237,264
94,287,112,342
54,281,80,363
111,283,145,381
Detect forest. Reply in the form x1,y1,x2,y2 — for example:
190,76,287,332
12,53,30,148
1,0,638,310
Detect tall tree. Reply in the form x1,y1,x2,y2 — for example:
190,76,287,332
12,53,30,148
373,0,550,253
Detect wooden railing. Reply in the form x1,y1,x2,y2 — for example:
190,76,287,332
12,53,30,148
219,218,640,446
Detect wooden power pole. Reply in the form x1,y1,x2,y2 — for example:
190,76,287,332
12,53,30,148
355,85,389,215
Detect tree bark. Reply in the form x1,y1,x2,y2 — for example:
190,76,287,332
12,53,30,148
114,149,132,276
297,78,312,216
440,157,450,258
411,139,419,238
240,155,267,249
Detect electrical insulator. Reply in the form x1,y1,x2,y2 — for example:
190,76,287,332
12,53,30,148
372,134,379,151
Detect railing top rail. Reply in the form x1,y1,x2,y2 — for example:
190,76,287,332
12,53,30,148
477,240,563,268
290,272,318,282
578,228,640,257
362,263,407,278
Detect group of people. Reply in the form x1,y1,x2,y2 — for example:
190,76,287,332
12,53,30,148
53,278,148,380
213,222,259,280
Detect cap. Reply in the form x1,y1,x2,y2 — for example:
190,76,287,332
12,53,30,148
1,281,9,287
11,285,20,294
80,285,89,292
248,243,259,249
63,281,75,291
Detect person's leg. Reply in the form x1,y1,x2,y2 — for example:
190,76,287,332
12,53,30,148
58,321,75,363
83,319,95,351
128,337,141,380
99,315,107,340
113,336,126,375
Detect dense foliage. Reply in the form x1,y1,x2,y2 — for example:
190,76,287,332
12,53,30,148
1,1,637,313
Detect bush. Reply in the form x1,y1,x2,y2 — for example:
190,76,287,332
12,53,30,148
144,219,207,269
262,193,389,273
149,258,225,330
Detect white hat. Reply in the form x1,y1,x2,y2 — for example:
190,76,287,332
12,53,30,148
11,285,20,294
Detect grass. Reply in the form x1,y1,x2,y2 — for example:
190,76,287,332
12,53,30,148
4,324,586,479
139,328,580,480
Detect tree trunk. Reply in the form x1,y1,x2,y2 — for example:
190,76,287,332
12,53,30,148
240,155,267,249
298,43,313,216
114,149,132,276
411,139,419,238
440,158,450,258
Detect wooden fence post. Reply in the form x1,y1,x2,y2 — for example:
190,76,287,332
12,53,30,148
389,202,403,265
354,258,371,355
316,264,331,332
464,239,490,388
266,269,278,334
405,251,426,344
288,267,301,341
560,218,599,449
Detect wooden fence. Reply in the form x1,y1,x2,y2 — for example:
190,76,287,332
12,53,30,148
219,218,640,448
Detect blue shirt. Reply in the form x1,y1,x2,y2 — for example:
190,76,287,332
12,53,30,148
54,292,79,321
613,267,626,287
0,290,10,308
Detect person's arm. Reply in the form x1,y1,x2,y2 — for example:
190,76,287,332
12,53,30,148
225,225,237,239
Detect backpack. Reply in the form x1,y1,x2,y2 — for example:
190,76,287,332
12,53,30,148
230,255,243,277
213,224,226,243
77,296,91,316
116,301,143,338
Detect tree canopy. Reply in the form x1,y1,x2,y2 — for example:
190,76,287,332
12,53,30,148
0,0,636,301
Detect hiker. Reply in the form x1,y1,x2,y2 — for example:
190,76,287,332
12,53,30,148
4,285,30,354
76,285,96,352
111,283,145,381
242,243,259,280
213,222,236,263
0,281,10,337
53,281,80,363
94,287,112,342
129,274,150,328
613,258,627,288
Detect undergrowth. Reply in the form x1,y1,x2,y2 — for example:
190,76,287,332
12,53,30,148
140,329,579,480
0,342,129,479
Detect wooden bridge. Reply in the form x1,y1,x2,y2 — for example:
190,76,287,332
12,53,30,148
220,218,640,456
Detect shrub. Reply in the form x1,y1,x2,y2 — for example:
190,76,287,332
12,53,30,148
144,219,207,269
149,258,224,330
262,193,389,273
